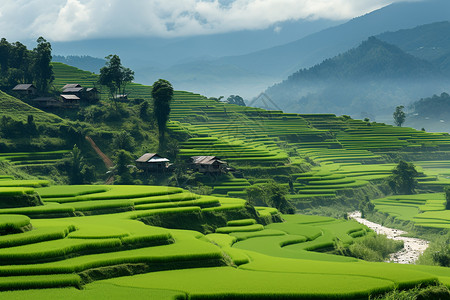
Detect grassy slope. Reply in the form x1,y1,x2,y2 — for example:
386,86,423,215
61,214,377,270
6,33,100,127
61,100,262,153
0,90,62,123
0,184,449,299
2,63,450,297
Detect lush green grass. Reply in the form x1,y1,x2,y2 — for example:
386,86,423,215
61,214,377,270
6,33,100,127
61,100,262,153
0,90,62,123
0,215,30,232
372,193,450,228
3,62,450,298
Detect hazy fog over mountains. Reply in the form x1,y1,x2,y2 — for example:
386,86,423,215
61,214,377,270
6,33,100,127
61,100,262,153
47,0,450,100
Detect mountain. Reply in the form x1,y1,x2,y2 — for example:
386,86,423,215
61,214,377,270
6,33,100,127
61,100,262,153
162,0,450,97
377,21,450,62
52,55,106,74
49,18,341,71
264,37,449,118
48,0,450,99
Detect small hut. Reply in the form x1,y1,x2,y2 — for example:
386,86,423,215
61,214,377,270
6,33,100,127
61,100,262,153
32,97,62,108
62,87,84,97
62,83,82,89
60,94,80,107
136,153,170,171
85,87,100,102
12,84,37,96
190,156,228,173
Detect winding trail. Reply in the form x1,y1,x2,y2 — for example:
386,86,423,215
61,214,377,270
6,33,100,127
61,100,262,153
348,211,429,264
85,136,115,184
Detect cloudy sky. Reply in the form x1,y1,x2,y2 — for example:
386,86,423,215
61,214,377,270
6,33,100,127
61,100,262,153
0,0,415,41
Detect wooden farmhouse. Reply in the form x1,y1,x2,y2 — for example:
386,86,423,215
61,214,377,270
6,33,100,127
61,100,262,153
12,84,38,96
61,84,100,103
136,153,170,171
60,94,80,107
85,87,99,102
62,86,84,97
31,97,62,108
190,156,229,173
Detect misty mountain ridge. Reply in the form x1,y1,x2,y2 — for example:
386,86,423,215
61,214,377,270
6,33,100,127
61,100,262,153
264,37,450,118
288,37,437,81
52,55,106,74
48,0,450,98
377,21,450,62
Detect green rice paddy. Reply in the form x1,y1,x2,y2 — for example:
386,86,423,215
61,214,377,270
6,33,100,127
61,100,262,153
2,62,449,298
0,180,448,298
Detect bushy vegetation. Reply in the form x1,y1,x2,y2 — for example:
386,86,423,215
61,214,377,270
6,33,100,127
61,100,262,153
1,60,450,298
347,234,403,262
0,37,53,94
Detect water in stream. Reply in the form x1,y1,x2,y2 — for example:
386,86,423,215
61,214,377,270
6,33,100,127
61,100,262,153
348,211,429,264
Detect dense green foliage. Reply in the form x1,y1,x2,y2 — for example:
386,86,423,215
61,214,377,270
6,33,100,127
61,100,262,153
347,234,403,262
98,55,134,104
411,92,450,120
0,37,53,94
2,60,450,298
152,79,173,147
388,161,419,195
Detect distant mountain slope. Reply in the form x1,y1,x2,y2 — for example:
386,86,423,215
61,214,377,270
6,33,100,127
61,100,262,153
52,55,106,74
218,0,450,78
288,37,437,81
50,0,450,98
264,37,449,118
377,21,450,62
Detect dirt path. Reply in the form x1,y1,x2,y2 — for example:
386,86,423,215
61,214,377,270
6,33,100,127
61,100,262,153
85,136,114,184
348,211,429,264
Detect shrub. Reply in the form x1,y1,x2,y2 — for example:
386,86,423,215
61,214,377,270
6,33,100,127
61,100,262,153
387,161,419,195
348,234,403,262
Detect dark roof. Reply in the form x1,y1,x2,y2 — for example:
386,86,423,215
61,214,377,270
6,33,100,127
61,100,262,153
63,87,84,93
191,156,226,165
61,94,80,100
136,153,169,163
62,84,81,89
12,84,36,91
32,97,59,102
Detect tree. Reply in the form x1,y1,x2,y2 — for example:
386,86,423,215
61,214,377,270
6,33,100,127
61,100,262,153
98,54,134,104
246,180,295,214
226,95,246,106
32,37,54,94
388,161,419,195
114,150,134,185
112,130,135,152
0,38,11,75
445,187,450,210
152,79,173,148
393,105,406,127
67,145,84,185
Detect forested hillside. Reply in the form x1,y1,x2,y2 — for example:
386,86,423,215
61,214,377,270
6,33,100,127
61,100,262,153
265,37,450,118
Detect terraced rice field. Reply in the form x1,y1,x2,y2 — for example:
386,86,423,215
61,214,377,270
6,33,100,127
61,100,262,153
372,193,450,228
0,150,70,168
1,179,450,298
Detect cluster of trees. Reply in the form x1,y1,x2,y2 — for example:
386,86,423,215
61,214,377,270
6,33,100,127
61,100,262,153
0,37,54,93
388,160,419,195
98,55,134,104
0,115,38,139
98,56,173,149
411,92,450,120
245,180,295,214
226,95,246,106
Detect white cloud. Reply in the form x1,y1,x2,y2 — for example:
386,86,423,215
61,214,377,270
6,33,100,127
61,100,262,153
0,0,411,41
